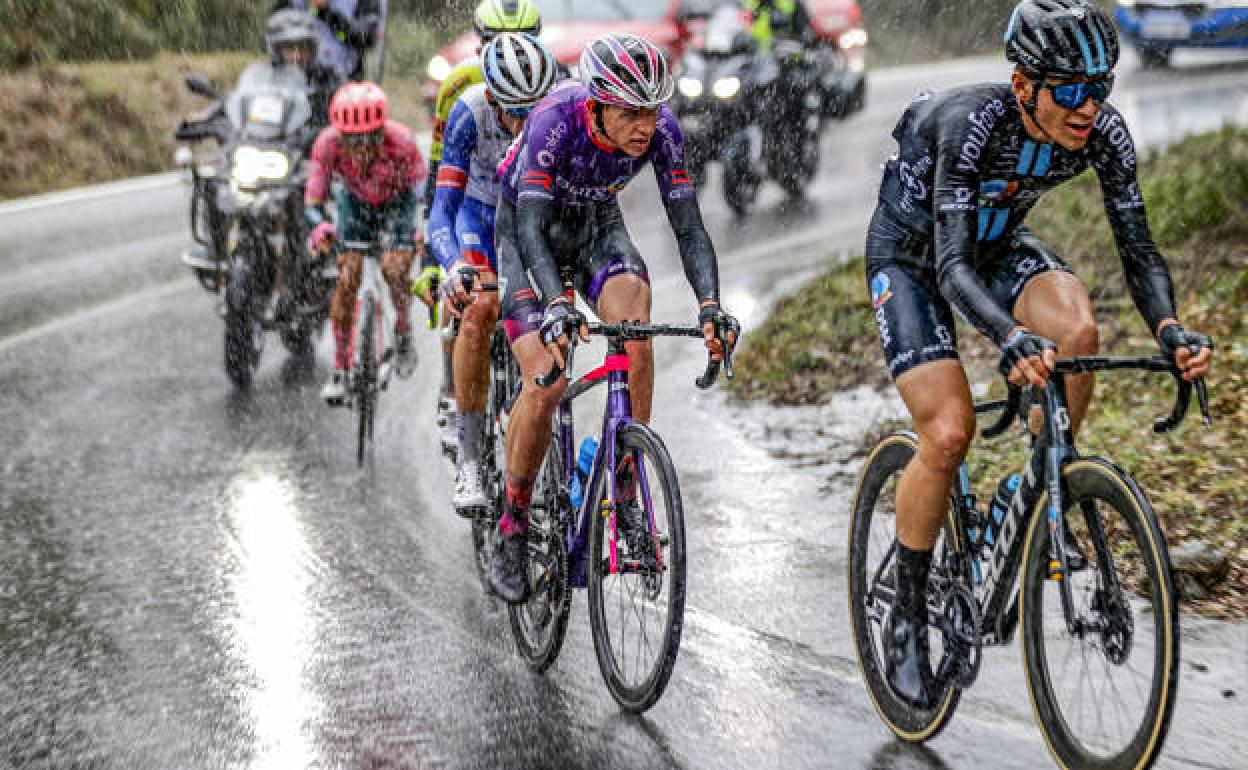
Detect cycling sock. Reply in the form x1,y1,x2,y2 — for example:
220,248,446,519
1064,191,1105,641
458,412,484,466
895,541,932,619
332,322,351,370
500,472,536,536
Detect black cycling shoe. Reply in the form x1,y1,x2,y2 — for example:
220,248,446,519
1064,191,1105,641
1061,525,1089,572
616,498,655,565
885,604,941,711
488,527,531,605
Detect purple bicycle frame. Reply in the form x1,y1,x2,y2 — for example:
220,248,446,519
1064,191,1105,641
558,350,660,589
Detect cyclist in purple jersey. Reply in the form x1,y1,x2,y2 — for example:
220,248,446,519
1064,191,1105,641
867,0,1213,710
488,33,738,603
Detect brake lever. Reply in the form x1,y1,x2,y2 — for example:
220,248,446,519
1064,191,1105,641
1153,375,1191,434
1195,377,1211,427
535,334,578,389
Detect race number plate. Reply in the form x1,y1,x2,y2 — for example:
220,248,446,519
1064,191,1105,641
1141,12,1191,40
248,94,285,124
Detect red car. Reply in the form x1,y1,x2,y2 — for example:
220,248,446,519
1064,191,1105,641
424,0,866,111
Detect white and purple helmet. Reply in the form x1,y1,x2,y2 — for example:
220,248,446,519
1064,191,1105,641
578,33,674,109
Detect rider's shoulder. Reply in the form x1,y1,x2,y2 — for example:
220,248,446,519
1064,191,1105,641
383,120,421,152
910,83,1015,142
311,125,342,156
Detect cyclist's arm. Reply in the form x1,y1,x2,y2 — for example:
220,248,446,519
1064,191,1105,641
304,128,335,225
425,62,482,219
652,108,721,304
427,100,478,270
932,141,1019,346
1090,114,1178,335
513,109,569,303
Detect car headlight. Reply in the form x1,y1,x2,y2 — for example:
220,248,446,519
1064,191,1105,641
231,146,291,189
712,76,741,100
427,54,452,82
678,77,704,99
839,28,869,50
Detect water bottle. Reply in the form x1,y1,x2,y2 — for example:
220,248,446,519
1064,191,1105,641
568,436,599,510
983,473,1022,546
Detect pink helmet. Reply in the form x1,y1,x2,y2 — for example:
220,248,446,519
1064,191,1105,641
329,82,388,135
578,33,674,109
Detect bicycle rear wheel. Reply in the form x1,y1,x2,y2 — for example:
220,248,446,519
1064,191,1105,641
1020,457,1179,769
508,431,572,671
355,292,377,467
847,432,962,742
587,422,686,713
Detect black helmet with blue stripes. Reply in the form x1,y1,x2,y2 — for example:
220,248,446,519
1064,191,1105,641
1005,0,1119,77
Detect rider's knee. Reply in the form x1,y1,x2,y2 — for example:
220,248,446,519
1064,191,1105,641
919,414,975,473
1058,317,1099,355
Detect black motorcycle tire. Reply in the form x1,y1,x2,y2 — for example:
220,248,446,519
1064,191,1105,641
223,252,262,389
776,125,820,199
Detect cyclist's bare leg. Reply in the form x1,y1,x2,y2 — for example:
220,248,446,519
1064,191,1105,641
503,331,568,515
594,274,653,424
1013,271,1098,433
331,250,364,368
381,248,414,333
453,273,500,415
440,297,456,396
894,359,976,550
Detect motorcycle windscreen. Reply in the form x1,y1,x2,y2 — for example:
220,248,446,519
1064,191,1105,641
226,62,313,143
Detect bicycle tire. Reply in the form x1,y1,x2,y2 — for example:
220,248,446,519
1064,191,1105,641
473,328,513,583
847,432,962,742
508,431,572,670
356,292,377,468
1020,458,1179,770
587,422,686,713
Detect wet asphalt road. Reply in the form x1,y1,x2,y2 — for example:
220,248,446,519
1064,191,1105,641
2,51,1247,769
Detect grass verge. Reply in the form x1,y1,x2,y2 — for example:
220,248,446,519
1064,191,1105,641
0,52,434,201
728,125,1248,617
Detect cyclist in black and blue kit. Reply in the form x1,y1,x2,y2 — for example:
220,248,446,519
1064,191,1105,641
868,0,1213,710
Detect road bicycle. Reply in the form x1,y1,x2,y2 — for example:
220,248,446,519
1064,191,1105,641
848,355,1211,768
439,266,519,583
507,320,734,713
338,238,405,466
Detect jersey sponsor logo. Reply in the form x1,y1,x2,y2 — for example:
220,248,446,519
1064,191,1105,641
870,273,894,309
979,179,1019,204
462,232,481,246
523,170,553,190
537,149,555,168
607,175,632,195
670,170,693,186
897,154,933,212
1113,181,1145,211
956,99,1007,173
544,120,569,152
1094,112,1137,169
888,349,914,372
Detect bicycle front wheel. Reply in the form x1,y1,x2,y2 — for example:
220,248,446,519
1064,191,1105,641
1020,457,1179,770
355,293,377,467
847,431,962,742
587,422,686,713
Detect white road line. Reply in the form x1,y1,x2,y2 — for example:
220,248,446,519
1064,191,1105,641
0,278,196,355
0,173,184,218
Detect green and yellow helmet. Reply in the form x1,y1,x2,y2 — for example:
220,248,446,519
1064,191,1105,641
473,0,542,41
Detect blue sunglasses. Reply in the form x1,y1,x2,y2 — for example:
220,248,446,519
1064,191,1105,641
1041,75,1114,109
503,104,534,119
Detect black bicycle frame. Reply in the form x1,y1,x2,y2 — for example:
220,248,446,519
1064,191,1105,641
947,356,1207,645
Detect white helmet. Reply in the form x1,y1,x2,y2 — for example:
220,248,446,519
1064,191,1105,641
481,32,558,114
578,32,673,109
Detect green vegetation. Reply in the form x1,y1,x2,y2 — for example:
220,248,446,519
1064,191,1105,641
729,125,1248,616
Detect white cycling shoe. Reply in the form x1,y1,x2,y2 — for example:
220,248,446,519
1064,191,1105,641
321,369,348,406
453,460,488,516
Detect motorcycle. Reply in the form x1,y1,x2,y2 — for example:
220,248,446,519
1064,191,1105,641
174,63,330,389
671,6,822,216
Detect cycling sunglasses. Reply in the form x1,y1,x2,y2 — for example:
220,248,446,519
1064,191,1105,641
1041,74,1114,110
503,104,534,119
342,130,383,148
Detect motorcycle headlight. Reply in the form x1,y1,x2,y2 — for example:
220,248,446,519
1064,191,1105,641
678,77,704,99
427,55,452,82
712,76,741,100
231,146,291,189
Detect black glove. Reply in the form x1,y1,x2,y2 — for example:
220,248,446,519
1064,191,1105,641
699,302,740,350
1158,323,1212,365
997,328,1056,377
539,299,585,348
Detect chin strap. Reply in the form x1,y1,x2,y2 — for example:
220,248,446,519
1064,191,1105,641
1021,74,1059,145
591,101,615,147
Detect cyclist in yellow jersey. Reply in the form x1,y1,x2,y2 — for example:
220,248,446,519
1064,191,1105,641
423,0,542,454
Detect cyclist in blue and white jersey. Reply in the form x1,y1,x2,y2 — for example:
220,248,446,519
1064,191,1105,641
428,32,560,514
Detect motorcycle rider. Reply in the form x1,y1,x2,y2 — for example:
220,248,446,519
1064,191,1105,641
424,0,545,459
305,83,428,404
185,9,344,270
271,0,382,82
